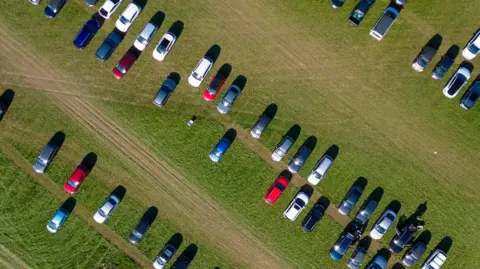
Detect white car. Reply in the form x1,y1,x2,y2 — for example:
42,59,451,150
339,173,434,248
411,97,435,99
421,249,447,269
29,0,42,5
152,32,177,61
443,67,471,98
307,155,334,185
93,194,121,224
98,0,123,19
133,23,158,51
153,244,177,269
370,209,396,240
462,30,480,60
283,191,309,221
188,56,214,87
115,3,141,32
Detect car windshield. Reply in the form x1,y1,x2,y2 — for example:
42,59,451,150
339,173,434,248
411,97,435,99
208,78,222,93
295,198,305,207
469,44,480,54
48,221,58,229
353,10,364,19
98,208,107,217
137,36,147,44
119,16,129,24
275,182,286,190
99,8,108,17
370,265,383,269
193,72,202,80
67,179,78,188
469,91,479,101
418,57,429,67
159,39,170,49
376,225,387,234
116,64,126,73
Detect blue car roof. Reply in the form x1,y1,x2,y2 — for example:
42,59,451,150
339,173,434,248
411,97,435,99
73,19,100,48
44,6,56,18
215,138,231,153
52,209,68,223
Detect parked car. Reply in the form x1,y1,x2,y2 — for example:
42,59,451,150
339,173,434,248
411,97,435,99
115,3,142,32
338,185,363,215
152,32,177,61
29,0,42,5
460,81,480,110
96,32,122,61
330,220,363,261
354,198,378,225
307,155,334,185
129,211,155,244
421,249,447,269
153,78,177,107
93,194,121,223
264,176,289,205
370,209,397,240
134,23,158,51
462,30,480,60
389,223,423,253
63,164,90,194
73,19,101,50
188,57,214,87
402,241,427,267
301,203,326,232
250,111,273,139
432,55,454,80
203,72,227,101
347,244,367,269
44,0,67,19
217,84,241,114
112,51,137,79
98,0,123,19
331,0,346,9
348,0,376,27
288,144,312,173
365,254,387,269
46,208,70,233
171,252,193,269
271,135,295,162
443,67,471,98
370,7,399,41
153,244,177,269
412,45,437,72
84,0,98,7
209,136,233,163
0,100,7,119
33,137,61,173
283,191,309,221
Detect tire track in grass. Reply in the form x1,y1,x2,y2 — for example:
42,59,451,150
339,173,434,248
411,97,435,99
0,24,288,269
0,245,31,269
0,141,151,268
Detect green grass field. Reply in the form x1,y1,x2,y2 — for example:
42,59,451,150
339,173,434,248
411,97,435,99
1,0,480,268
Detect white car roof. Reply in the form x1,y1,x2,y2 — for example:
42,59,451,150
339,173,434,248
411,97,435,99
195,57,213,75
295,192,309,202
123,3,140,18
101,0,119,11
316,156,333,173
428,250,447,269
140,23,156,37
457,67,471,79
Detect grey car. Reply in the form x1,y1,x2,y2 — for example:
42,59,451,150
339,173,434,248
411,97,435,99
402,241,427,267
153,78,177,107
347,245,367,269
129,211,155,244
217,84,241,114
287,144,312,173
271,135,295,162
33,139,61,173
84,0,98,7
338,185,363,216
250,113,273,139
354,198,378,225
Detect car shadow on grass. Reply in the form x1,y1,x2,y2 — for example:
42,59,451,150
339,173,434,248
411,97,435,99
285,124,301,142
367,186,384,203
231,75,247,91
426,34,443,51
391,262,406,269
149,11,165,27
299,184,314,197
316,196,331,209
81,152,97,171
279,170,293,182
415,230,432,246
167,72,181,85
110,185,127,202
132,0,148,10
205,44,222,63
217,63,233,79
224,128,237,143
303,136,317,151
0,88,15,121
167,20,185,40
60,197,76,213
365,248,391,267
444,45,460,60
263,103,278,119
434,236,453,254
352,176,368,191
459,60,475,73
166,232,183,250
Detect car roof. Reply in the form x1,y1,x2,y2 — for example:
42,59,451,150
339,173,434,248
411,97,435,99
39,143,56,160
70,167,86,181
119,53,135,66
316,156,333,172
295,192,309,202
52,209,67,224
196,57,213,73
123,3,140,17
140,23,156,36
216,137,231,151
423,46,437,60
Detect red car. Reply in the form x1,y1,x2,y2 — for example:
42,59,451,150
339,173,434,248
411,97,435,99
264,176,289,205
112,51,137,79
203,73,227,101
64,164,90,194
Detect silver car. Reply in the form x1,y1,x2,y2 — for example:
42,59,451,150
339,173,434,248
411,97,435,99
288,144,312,173
217,84,241,114
271,135,295,162
347,245,367,269
402,241,426,267
153,79,177,107
250,113,273,139
307,155,334,185
33,140,60,173
153,244,177,269
354,198,378,225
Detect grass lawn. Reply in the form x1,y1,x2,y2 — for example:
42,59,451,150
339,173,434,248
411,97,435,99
0,0,479,268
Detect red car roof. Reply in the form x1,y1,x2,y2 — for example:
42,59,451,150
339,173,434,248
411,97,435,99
264,176,289,205
63,166,89,194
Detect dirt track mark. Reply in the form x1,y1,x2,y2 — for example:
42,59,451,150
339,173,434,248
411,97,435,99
0,142,152,268
0,245,30,269
0,24,288,269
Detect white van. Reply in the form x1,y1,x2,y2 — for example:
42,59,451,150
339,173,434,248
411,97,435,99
369,7,400,41
307,155,334,185
188,57,214,87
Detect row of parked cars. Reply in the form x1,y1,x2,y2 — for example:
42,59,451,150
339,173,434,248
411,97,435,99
412,29,480,110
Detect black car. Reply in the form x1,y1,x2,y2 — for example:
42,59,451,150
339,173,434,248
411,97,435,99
389,223,423,253
432,55,454,80
348,0,376,26
171,252,193,269
128,210,156,244
302,203,326,232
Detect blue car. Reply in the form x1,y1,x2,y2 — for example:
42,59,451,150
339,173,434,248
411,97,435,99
73,19,101,50
330,220,363,261
96,32,122,62
209,137,232,163
46,208,70,233
460,81,480,110
44,0,67,19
